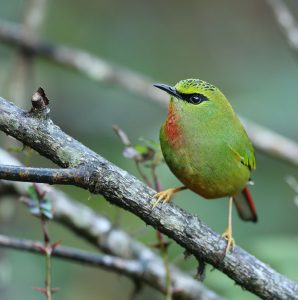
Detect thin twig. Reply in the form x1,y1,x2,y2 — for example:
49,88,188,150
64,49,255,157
33,183,53,300
0,97,297,298
113,125,153,187
135,161,152,188
0,234,143,279
156,230,172,300
0,233,219,299
114,125,171,299
151,163,162,193
152,164,172,300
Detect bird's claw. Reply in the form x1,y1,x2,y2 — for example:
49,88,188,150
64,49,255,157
151,189,174,209
222,229,235,254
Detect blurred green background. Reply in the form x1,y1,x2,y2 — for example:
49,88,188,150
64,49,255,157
0,0,297,299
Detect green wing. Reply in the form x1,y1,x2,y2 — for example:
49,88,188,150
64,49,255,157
241,149,256,170
228,140,256,171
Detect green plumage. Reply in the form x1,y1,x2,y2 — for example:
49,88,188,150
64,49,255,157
159,79,256,200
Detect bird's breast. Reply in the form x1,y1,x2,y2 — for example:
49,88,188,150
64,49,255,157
160,112,250,199
163,102,184,149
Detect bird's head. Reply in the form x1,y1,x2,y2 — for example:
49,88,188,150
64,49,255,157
154,79,229,111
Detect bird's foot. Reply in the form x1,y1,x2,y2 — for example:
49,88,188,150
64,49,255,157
151,188,177,209
222,227,235,254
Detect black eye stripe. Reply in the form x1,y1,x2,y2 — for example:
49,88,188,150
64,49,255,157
177,92,209,105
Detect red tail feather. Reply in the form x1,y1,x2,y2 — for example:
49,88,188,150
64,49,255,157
233,186,257,222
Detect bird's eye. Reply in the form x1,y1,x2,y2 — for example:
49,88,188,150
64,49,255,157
189,93,208,104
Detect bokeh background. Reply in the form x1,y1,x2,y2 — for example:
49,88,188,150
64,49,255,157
0,0,297,299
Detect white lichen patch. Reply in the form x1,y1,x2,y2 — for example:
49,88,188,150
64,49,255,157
57,146,83,167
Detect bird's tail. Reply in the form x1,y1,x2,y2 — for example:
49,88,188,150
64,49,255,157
233,186,257,222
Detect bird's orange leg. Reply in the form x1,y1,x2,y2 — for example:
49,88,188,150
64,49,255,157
222,197,235,253
152,186,187,209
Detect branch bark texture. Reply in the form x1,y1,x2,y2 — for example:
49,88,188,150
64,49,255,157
0,148,219,300
0,97,297,299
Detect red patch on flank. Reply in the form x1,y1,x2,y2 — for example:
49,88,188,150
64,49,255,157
243,186,258,222
164,102,183,148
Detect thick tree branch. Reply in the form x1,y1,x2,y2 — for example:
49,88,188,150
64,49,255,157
0,20,298,167
0,97,297,298
0,149,219,300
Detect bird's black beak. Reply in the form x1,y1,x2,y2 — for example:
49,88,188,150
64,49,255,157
153,83,182,99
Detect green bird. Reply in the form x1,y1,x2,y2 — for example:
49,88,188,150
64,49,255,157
152,78,257,253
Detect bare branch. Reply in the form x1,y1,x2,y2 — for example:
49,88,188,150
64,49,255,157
0,20,164,106
0,97,297,299
267,0,298,50
0,148,220,300
21,0,48,34
0,20,297,167
0,234,178,296
0,165,86,186
2,233,209,299
0,234,222,299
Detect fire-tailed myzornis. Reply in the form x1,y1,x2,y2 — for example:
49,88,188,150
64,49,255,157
153,79,257,253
